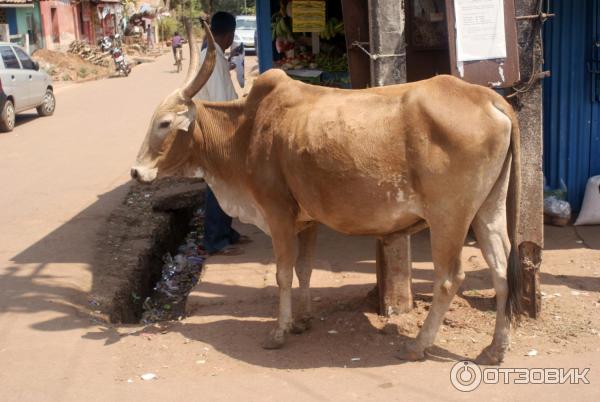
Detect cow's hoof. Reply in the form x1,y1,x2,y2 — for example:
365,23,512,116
290,317,312,334
396,340,426,361
475,344,505,366
262,328,286,349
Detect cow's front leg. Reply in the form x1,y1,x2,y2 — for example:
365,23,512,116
291,224,317,334
262,223,298,349
397,220,468,361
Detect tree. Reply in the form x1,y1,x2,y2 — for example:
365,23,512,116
166,0,256,15
199,0,256,15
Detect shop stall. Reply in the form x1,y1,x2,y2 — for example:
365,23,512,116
257,0,350,88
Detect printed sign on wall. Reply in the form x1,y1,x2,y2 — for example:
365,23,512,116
292,1,326,32
454,0,507,62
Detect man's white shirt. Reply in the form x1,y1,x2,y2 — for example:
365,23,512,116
194,44,237,102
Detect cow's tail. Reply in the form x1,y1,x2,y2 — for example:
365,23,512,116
496,102,523,322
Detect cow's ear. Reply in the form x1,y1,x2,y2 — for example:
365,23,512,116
174,106,196,132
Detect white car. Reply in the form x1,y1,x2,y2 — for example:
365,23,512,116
235,15,256,53
0,42,55,132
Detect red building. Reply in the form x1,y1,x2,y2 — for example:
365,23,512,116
79,0,123,44
37,0,123,49
38,0,81,49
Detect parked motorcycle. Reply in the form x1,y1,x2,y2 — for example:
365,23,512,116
99,35,132,77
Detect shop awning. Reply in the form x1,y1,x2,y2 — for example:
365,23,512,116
0,0,34,8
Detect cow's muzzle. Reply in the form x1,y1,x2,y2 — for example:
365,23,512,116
130,165,157,183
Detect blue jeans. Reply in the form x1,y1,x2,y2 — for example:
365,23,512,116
203,186,240,253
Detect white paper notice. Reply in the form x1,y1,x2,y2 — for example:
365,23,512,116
454,0,507,62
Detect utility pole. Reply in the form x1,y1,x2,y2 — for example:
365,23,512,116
368,0,407,85
512,0,545,318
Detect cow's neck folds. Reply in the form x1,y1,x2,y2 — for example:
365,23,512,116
194,99,246,181
194,100,270,234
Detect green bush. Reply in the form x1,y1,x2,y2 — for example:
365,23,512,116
198,0,255,15
78,67,88,78
159,16,180,41
160,15,207,42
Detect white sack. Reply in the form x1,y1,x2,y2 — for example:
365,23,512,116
574,175,600,226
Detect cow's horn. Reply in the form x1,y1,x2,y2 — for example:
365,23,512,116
181,18,216,99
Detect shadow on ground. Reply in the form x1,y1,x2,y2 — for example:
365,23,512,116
4,183,130,331
4,180,600,369
15,113,41,129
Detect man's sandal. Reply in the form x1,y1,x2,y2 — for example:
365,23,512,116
210,245,244,256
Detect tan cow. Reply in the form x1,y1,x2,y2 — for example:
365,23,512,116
132,21,522,365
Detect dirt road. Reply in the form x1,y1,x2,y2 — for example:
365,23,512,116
1,53,599,401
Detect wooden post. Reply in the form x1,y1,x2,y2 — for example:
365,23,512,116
513,0,544,317
376,235,413,315
368,0,412,315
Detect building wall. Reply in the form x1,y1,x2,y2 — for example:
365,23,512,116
78,1,122,45
543,0,600,210
16,4,44,51
80,1,93,43
39,0,79,49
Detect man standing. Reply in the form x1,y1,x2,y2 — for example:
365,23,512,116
146,22,155,49
195,12,248,256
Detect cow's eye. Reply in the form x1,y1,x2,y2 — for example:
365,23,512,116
159,121,171,129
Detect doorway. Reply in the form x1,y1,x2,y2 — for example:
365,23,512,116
51,7,59,44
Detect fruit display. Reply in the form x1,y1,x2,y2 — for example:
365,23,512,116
315,52,347,72
271,13,293,41
270,1,349,88
275,53,316,70
320,17,344,40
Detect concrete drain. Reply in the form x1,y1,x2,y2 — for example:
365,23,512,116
94,178,206,324
140,208,206,323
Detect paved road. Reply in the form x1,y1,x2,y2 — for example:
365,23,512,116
0,53,185,400
1,52,598,401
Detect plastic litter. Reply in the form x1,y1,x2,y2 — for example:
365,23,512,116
140,373,157,381
544,196,571,218
544,177,567,198
526,349,538,357
141,208,206,324
544,178,571,226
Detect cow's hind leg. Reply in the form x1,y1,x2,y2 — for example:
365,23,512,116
472,158,512,365
291,224,318,334
262,220,298,349
397,221,469,361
